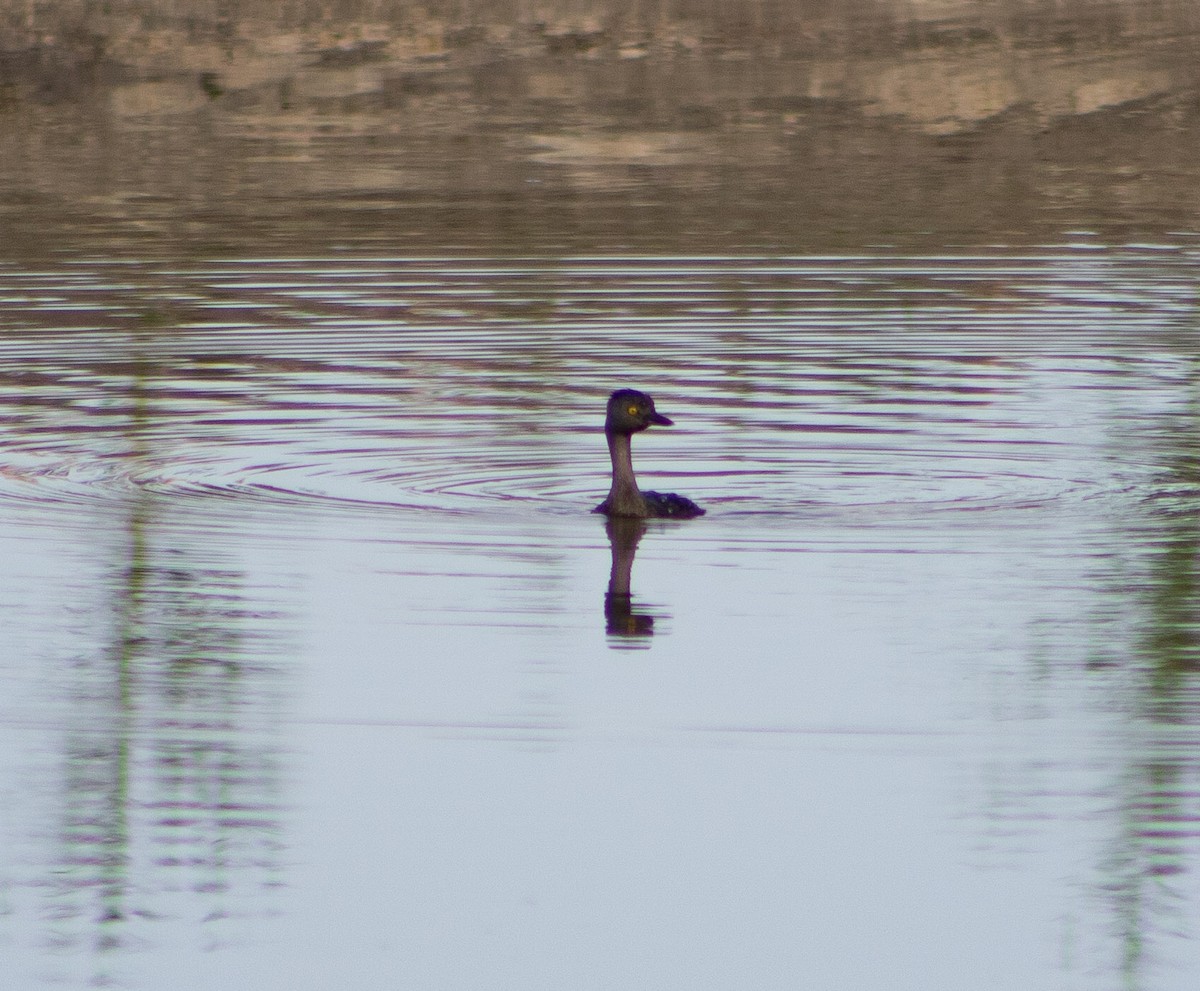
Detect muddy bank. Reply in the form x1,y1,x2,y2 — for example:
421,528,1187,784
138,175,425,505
2,1,1199,255
3,1,1198,126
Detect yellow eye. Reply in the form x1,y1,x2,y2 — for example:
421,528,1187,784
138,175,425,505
628,406,639,415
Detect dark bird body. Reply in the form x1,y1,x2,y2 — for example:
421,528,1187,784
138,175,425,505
594,389,705,519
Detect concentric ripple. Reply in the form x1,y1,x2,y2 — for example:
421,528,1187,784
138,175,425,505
1,248,1197,522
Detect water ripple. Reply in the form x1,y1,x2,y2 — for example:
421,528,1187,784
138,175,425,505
2,250,1197,523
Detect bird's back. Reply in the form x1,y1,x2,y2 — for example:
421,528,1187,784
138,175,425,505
642,490,706,519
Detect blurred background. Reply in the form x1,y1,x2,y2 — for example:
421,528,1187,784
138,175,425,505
3,0,1200,255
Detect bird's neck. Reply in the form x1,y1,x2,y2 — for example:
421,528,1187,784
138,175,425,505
605,430,646,513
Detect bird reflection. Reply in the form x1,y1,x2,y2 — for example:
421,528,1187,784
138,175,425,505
603,516,659,642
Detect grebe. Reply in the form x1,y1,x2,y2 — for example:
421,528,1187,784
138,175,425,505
593,389,705,519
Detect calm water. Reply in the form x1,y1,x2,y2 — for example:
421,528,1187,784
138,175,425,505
1,247,1199,990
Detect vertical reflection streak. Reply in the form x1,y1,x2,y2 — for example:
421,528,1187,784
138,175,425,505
47,319,291,983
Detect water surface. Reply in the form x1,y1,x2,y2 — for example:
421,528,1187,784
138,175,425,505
1,249,1199,990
